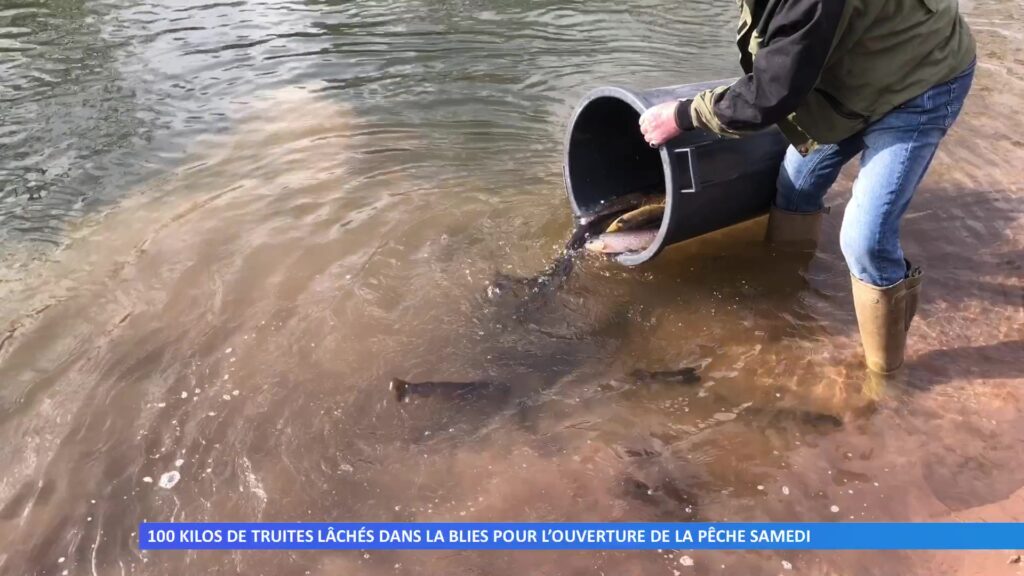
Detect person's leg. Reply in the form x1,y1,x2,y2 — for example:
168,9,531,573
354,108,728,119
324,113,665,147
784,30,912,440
775,139,863,213
842,64,975,285
767,138,863,246
841,63,975,372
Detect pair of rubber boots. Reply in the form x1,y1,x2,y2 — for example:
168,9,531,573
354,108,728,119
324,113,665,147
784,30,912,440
766,206,922,374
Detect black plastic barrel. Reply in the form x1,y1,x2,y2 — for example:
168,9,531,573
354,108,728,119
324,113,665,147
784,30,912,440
563,79,789,265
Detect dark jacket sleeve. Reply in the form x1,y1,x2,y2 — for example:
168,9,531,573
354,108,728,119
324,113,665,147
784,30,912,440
677,0,845,133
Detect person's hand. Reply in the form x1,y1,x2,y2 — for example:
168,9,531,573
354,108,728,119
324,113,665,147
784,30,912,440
639,101,681,148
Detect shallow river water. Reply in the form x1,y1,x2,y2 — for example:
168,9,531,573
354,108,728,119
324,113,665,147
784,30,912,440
1,0,1022,574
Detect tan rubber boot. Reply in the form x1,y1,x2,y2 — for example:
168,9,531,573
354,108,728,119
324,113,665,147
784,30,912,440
765,205,828,249
904,264,923,329
850,268,922,374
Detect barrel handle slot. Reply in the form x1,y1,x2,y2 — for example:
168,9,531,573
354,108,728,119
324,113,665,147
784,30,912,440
673,147,696,194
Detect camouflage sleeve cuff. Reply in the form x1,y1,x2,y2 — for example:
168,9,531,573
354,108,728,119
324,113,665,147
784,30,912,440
690,86,747,138
675,99,695,131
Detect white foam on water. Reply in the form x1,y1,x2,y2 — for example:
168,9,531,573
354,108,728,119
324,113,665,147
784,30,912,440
158,471,181,489
241,456,268,513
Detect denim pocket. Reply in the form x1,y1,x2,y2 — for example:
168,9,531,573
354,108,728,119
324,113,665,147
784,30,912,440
897,89,932,112
944,66,974,127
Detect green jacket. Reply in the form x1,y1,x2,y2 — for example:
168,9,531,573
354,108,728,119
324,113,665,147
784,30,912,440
685,0,976,152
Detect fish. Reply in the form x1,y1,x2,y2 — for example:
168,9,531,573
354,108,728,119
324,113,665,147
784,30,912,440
488,201,631,304
393,365,699,407
490,190,661,301
577,192,662,227
629,366,702,386
730,404,844,430
584,229,658,254
396,195,662,412
762,407,844,429
605,202,665,233
390,377,511,404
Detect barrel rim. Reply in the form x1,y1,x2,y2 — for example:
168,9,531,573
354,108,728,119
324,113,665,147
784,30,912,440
563,86,675,266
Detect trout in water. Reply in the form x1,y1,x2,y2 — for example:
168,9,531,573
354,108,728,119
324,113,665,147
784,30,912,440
392,366,700,404
605,202,665,233
585,230,658,254
395,193,664,409
390,377,511,404
577,192,662,227
488,191,656,302
630,366,701,385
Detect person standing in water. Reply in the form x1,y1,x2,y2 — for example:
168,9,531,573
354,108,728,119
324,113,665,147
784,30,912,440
639,0,975,374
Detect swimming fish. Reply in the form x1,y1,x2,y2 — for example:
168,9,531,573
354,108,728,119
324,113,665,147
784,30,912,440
492,190,661,301
605,202,665,233
577,192,662,227
489,197,637,303
389,377,511,404
629,366,702,386
746,406,844,429
584,229,658,254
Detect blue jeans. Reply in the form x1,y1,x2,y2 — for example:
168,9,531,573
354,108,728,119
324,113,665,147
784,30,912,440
774,63,975,287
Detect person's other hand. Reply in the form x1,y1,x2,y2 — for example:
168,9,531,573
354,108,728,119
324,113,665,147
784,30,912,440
639,101,681,148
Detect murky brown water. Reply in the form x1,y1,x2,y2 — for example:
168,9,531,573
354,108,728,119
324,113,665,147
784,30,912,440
1,0,1022,574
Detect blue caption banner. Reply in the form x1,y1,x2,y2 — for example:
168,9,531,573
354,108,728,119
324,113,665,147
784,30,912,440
138,522,1024,551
